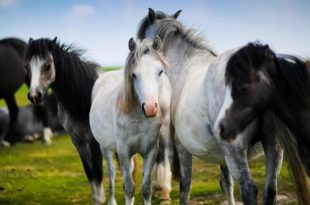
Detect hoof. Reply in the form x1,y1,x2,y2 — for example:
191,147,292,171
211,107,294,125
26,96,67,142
219,200,243,205
159,198,171,205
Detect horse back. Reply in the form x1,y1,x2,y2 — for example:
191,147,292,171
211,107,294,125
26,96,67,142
0,44,26,95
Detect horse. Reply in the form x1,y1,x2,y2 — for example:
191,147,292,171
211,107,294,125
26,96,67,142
0,93,63,143
90,37,171,205
25,37,105,205
0,37,27,145
25,37,172,205
217,43,310,204
137,8,285,205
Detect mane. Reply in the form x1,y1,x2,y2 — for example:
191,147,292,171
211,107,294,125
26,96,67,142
225,42,275,84
117,39,169,114
226,42,310,99
275,54,310,98
137,10,216,56
0,37,27,58
26,38,99,122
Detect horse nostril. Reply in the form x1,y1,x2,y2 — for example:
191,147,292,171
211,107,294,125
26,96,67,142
155,102,158,108
37,91,42,100
142,103,146,115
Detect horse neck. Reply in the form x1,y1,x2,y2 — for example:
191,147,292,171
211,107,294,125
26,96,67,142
51,48,98,121
164,36,216,85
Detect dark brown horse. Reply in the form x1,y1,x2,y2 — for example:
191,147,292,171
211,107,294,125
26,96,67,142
0,37,27,145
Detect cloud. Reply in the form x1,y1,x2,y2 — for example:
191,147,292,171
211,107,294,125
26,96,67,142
0,0,19,8
71,4,95,17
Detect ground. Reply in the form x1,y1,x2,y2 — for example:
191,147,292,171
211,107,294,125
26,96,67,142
0,67,298,205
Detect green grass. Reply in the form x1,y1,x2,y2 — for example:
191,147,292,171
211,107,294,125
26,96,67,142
0,67,298,204
0,136,297,205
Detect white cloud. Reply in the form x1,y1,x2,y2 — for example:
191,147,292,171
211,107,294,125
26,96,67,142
0,0,19,8
71,4,95,17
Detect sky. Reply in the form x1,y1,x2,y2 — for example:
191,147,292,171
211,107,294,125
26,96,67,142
0,0,309,66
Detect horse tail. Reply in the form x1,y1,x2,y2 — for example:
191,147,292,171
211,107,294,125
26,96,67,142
275,117,310,205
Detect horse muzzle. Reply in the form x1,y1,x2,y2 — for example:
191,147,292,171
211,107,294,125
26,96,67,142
28,88,45,104
142,102,158,118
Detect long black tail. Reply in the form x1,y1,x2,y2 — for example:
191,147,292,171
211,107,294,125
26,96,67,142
274,116,310,205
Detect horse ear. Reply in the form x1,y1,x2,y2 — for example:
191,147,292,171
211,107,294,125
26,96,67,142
264,45,275,60
172,10,182,19
52,37,57,43
128,38,136,51
148,8,156,22
152,36,161,50
28,38,33,44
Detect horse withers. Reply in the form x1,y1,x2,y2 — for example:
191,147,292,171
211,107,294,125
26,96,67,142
217,43,310,205
90,37,171,205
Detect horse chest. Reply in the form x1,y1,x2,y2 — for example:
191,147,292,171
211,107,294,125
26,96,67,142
116,113,161,153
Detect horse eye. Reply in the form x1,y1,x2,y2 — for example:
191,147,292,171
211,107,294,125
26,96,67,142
131,73,137,79
44,64,51,71
159,70,163,76
240,84,250,93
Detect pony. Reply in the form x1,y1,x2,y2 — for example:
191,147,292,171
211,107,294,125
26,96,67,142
0,37,27,145
89,37,171,205
25,37,105,205
218,43,310,204
137,8,286,205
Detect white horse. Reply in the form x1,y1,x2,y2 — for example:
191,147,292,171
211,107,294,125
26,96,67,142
137,9,283,205
90,37,171,205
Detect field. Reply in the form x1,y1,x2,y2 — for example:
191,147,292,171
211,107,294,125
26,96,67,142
0,68,297,205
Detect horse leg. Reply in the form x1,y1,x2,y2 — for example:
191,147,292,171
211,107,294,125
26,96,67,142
102,148,117,205
142,145,158,205
176,138,192,205
3,94,19,144
154,114,172,202
118,148,135,205
261,114,283,205
219,164,235,205
221,143,258,205
71,135,105,205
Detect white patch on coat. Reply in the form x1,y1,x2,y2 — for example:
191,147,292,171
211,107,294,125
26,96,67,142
214,85,233,141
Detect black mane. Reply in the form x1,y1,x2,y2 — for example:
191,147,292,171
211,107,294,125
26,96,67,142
226,42,310,98
0,37,27,58
225,42,274,84
275,55,310,98
26,38,99,122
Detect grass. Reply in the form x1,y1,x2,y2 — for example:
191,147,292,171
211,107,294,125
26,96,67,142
0,67,298,204
0,136,297,205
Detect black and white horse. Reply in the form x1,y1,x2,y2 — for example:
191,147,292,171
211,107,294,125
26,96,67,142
26,37,105,204
218,43,310,204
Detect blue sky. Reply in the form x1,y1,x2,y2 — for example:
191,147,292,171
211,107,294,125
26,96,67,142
0,0,309,66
